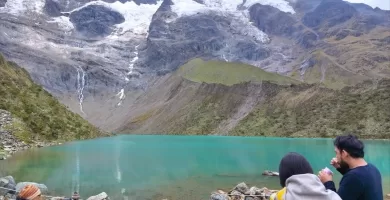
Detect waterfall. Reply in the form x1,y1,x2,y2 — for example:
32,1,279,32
116,89,126,106
127,45,139,76
299,58,310,81
222,43,230,62
320,66,326,83
222,54,228,62
76,66,86,115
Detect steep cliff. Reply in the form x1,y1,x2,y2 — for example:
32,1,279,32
0,54,106,147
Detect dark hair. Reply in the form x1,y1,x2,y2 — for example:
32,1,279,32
334,134,364,158
279,152,314,187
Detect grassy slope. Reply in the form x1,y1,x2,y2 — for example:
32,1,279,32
231,81,390,139
0,54,104,143
177,59,300,86
289,50,369,89
122,59,390,139
288,28,390,89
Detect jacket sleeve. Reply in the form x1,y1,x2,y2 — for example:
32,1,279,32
335,173,364,200
324,181,336,192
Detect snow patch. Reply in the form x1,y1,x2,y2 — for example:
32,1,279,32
171,0,211,17
0,0,45,15
108,1,163,35
171,0,285,43
171,0,295,17
243,0,295,14
65,0,163,36
47,16,74,31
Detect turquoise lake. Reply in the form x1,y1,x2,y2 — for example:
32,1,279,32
0,135,389,199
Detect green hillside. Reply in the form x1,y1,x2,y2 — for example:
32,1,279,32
177,59,300,86
0,54,105,143
120,59,390,139
231,81,390,139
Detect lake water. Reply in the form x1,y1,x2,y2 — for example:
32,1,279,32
0,135,389,200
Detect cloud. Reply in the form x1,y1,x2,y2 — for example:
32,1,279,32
344,0,390,10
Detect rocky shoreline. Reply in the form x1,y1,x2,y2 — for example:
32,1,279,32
0,175,109,200
210,182,277,200
0,109,60,160
210,182,390,200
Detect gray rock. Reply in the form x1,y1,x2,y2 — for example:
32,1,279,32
210,193,229,200
262,170,279,176
44,0,62,17
16,182,48,194
69,5,125,38
246,187,263,195
143,8,272,74
244,197,261,200
86,192,109,200
0,0,6,7
249,4,297,37
3,176,15,186
233,182,248,194
0,176,16,195
302,0,357,28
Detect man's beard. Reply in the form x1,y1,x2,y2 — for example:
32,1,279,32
339,159,350,170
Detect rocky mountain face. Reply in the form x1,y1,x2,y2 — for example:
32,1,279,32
0,0,389,133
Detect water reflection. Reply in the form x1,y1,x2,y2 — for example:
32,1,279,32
72,145,80,193
115,138,122,184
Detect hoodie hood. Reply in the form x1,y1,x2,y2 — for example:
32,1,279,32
285,174,342,200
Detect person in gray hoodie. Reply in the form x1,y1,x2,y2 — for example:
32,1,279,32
274,152,342,200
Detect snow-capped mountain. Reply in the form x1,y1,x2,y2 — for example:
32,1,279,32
0,0,295,107
0,0,389,130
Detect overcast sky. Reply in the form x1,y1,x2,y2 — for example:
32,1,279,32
345,0,390,10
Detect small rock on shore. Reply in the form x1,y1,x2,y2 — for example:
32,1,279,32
262,170,279,176
86,192,109,200
0,176,16,196
210,182,277,200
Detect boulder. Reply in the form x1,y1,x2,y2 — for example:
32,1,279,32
262,170,279,176
245,197,261,200
386,193,390,199
233,182,248,194
246,187,263,195
210,192,229,200
16,182,48,194
86,192,109,200
0,151,6,160
230,190,243,200
0,176,16,195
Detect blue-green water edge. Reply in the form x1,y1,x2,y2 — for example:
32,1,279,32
0,135,389,199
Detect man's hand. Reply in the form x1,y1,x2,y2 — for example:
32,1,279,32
318,170,333,183
330,157,340,169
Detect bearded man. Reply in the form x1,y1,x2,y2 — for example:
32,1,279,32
318,134,383,200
